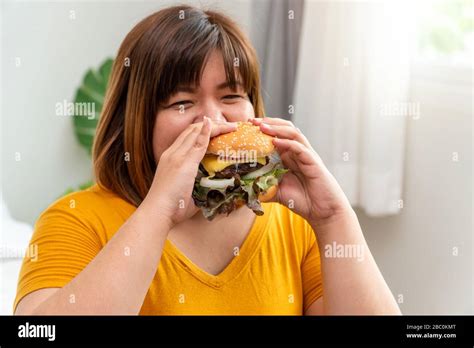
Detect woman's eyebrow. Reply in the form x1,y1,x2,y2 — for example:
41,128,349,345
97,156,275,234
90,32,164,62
216,81,244,91
173,81,244,94
175,85,197,93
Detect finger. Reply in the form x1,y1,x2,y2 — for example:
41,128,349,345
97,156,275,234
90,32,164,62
280,150,300,174
273,138,315,167
166,123,201,152
180,119,237,151
181,117,236,153
249,117,312,148
259,123,312,148
209,121,238,138
193,116,212,150
167,120,237,153
250,116,294,127
179,117,211,153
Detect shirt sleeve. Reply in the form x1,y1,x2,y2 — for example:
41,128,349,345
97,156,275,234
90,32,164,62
301,221,323,312
13,193,103,312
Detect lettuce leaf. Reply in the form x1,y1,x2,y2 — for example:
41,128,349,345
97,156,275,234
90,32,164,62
192,162,288,220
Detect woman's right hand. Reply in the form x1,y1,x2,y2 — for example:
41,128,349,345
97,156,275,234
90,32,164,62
144,117,237,228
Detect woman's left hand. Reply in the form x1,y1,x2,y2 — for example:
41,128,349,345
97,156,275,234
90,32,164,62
250,117,353,228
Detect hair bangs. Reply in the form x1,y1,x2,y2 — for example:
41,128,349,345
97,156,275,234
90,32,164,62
156,12,255,105
217,24,254,94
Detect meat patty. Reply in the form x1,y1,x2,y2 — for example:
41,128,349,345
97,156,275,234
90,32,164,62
213,160,265,179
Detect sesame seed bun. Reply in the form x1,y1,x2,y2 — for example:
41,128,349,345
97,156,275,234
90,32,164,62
258,185,278,202
207,121,275,158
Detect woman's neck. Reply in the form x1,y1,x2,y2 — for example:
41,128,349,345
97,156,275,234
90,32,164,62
173,205,257,237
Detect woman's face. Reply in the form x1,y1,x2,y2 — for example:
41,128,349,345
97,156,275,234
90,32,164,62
153,50,255,163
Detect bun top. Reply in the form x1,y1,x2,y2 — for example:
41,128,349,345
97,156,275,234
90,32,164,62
207,121,275,158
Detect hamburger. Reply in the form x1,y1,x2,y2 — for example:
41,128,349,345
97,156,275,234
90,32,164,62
192,121,288,220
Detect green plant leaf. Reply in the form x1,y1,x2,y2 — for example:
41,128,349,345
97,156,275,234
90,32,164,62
62,58,114,197
73,58,114,155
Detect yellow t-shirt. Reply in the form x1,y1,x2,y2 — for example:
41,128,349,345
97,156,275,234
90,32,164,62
14,184,323,315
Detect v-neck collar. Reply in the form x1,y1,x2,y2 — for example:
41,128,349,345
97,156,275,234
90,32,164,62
163,204,273,288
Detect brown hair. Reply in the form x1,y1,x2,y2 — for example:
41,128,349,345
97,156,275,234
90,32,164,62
92,5,265,207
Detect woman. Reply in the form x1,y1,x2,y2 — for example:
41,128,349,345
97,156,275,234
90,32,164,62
14,5,400,315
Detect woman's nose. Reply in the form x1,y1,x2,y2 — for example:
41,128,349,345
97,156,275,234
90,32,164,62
198,103,227,123
207,113,227,123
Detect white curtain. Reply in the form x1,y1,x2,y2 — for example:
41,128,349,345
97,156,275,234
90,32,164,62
293,0,416,216
250,0,304,119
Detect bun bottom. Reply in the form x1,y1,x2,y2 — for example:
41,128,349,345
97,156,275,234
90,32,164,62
258,185,278,202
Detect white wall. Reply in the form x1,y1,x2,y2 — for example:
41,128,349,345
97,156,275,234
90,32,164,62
1,0,251,225
356,63,473,314
1,1,472,315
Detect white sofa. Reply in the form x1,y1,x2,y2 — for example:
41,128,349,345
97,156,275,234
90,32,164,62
0,195,33,314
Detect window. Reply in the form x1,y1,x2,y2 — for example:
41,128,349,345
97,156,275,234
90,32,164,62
416,0,473,66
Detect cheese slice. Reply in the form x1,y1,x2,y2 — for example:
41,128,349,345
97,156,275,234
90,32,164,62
201,155,266,176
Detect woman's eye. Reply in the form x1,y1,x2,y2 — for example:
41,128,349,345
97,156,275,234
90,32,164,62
222,94,243,100
169,100,193,109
